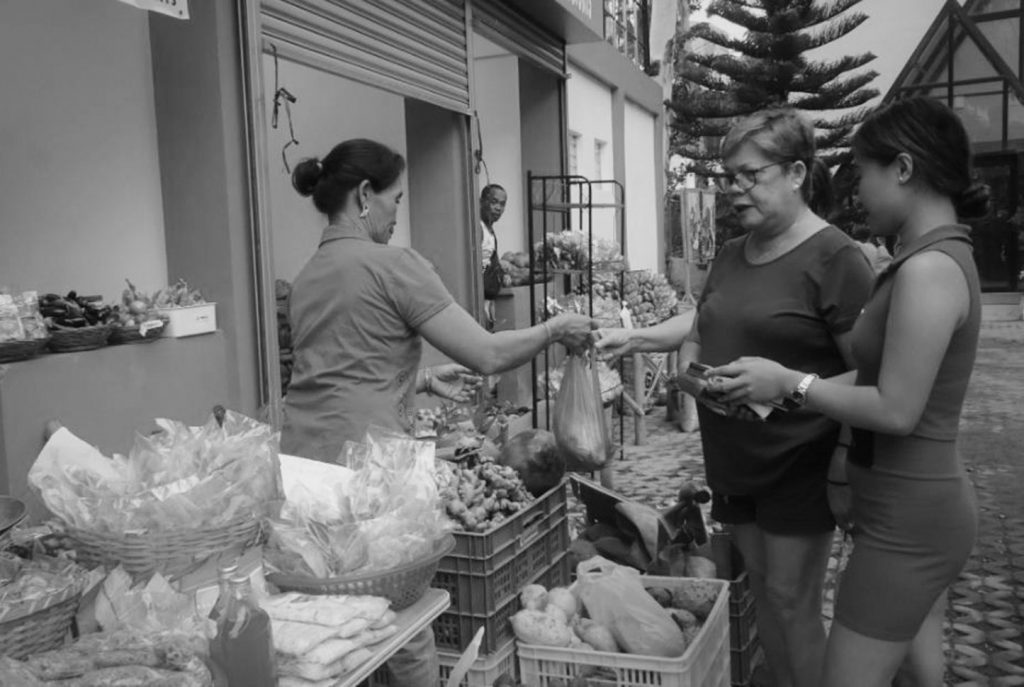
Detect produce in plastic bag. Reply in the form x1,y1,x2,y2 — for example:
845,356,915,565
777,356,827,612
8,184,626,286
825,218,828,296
28,410,282,534
576,556,686,657
553,352,610,471
264,426,452,577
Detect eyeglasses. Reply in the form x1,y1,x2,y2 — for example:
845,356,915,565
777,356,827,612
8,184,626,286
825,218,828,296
723,161,791,191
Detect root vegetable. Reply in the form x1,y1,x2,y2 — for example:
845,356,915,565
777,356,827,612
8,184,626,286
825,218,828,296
684,554,717,579
520,584,548,611
546,587,579,621
573,618,618,653
511,610,573,647
671,581,719,620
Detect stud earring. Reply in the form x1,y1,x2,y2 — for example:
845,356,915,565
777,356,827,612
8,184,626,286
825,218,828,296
359,206,369,219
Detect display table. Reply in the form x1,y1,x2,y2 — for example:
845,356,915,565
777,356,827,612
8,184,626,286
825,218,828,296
343,588,450,687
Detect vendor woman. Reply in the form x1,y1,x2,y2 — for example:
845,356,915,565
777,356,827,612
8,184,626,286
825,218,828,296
281,138,594,686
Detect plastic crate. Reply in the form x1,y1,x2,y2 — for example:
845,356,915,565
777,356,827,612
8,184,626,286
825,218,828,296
517,576,731,687
449,482,568,560
729,572,756,648
434,554,571,654
362,637,518,687
433,507,569,616
731,632,764,686
439,638,518,687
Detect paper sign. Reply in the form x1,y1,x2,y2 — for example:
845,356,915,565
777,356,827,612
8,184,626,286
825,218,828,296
115,0,190,20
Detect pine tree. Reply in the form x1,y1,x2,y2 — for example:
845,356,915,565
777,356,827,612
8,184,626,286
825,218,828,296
669,0,880,173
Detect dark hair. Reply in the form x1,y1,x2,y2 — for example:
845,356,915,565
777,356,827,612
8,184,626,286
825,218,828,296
721,108,817,203
481,184,506,202
291,139,406,217
808,158,834,218
852,97,991,219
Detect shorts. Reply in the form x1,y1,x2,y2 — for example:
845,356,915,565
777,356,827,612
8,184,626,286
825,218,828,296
711,455,835,535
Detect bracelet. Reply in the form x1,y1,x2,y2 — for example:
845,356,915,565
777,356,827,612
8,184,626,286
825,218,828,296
541,321,553,344
827,478,849,486
837,442,851,449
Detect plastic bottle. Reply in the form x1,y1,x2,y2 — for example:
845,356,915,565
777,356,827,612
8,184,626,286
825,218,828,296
211,573,277,687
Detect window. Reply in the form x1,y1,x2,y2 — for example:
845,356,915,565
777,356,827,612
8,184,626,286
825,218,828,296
594,139,607,179
569,131,581,175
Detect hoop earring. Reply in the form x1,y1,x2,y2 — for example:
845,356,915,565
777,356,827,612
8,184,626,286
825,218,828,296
359,206,369,219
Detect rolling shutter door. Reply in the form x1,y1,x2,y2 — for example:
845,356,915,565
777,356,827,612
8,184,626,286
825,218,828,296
260,0,471,113
471,0,566,77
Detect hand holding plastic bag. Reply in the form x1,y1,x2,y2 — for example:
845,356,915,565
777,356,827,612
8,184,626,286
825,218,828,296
576,556,686,657
553,351,610,471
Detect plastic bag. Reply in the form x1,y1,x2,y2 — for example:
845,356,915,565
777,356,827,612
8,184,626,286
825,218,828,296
29,410,282,534
264,426,452,577
576,556,686,657
553,352,610,471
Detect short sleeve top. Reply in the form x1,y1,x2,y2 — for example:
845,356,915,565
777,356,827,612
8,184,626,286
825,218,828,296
281,225,454,463
696,226,875,495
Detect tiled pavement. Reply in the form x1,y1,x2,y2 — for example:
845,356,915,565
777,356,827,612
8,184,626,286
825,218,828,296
588,320,1024,687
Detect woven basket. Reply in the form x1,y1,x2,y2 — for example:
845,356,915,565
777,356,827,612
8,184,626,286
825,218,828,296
66,514,263,580
47,325,111,353
0,338,48,364
268,534,456,610
109,322,165,345
0,585,81,660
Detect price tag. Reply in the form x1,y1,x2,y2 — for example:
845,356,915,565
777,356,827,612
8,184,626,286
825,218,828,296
114,0,189,20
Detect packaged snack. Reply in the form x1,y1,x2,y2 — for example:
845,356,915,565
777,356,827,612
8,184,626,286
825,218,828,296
0,298,25,342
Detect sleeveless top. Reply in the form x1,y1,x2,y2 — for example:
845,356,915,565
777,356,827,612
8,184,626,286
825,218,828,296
848,225,981,469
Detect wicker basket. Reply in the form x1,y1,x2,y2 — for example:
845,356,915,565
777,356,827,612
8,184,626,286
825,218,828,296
0,338,48,364
0,584,82,660
47,325,111,353
66,514,263,580
268,534,456,610
109,321,166,345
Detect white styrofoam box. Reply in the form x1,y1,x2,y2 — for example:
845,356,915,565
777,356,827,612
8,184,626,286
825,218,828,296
158,303,216,337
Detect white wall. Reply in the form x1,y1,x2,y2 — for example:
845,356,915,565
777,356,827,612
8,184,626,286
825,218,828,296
0,1,167,299
565,65,617,246
473,38,526,256
624,100,659,272
261,56,410,284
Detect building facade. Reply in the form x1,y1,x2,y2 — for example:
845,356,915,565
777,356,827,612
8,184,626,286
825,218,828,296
0,0,671,499
886,0,1024,297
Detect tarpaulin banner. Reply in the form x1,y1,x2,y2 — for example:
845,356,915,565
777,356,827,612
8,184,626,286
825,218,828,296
115,0,189,20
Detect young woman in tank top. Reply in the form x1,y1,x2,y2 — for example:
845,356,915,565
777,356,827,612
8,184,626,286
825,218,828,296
708,97,990,687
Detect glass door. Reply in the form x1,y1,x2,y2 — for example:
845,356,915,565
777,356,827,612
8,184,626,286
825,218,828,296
970,153,1020,292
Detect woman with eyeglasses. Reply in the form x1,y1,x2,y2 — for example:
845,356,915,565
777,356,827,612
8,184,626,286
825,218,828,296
707,97,988,687
595,108,874,687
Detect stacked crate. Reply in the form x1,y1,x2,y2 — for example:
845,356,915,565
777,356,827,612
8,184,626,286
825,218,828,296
711,533,763,686
365,482,571,686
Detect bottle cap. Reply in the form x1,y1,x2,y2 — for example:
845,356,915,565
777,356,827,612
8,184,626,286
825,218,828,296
229,573,251,587
218,562,239,577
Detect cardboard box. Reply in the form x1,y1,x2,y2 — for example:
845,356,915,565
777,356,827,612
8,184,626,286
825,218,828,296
159,303,216,338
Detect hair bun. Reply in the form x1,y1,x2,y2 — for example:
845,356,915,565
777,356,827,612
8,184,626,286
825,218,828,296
956,181,992,220
291,158,323,197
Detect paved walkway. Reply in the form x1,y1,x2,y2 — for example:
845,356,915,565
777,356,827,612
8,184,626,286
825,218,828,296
595,320,1024,687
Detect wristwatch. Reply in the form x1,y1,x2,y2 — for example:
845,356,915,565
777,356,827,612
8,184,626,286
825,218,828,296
783,373,819,410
